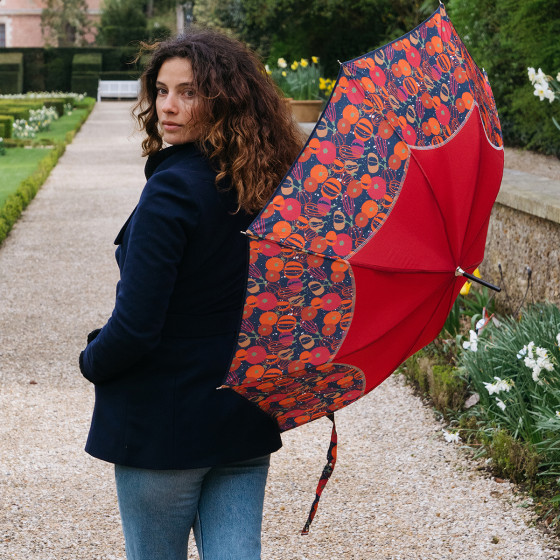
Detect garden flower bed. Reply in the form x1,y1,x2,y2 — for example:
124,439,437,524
399,281,560,532
0,93,95,245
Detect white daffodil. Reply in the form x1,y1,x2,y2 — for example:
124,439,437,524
555,411,560,419
483,376,513,395
442,429,461,443
521,342,555,385
496,398,506,411
556,333,560,348
462,330,478,352
534,85,548,101
528,67,537,83
277,58,287,68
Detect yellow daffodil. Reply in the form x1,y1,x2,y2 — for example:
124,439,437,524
300,58,309,68
460,281,471,296
291,61,299,70
312,56,319,64
281,71,287,77
459,268,481,296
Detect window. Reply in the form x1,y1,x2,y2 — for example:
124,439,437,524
0,24,5,48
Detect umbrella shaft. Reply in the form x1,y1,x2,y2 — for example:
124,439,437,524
460,270,501,292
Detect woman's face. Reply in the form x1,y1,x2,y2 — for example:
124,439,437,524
155,57,201,145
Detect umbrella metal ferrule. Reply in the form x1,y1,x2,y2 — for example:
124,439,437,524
455,267,501,293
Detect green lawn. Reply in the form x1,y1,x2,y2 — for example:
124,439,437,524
0,147,54,207
35,107,90,143
0,108,91,206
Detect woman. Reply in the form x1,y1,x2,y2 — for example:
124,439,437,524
79,29,304,560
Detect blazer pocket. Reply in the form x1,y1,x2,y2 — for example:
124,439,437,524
114,206,137,245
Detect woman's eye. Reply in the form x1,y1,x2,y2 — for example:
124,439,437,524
183,89,196,98
156,88,167,96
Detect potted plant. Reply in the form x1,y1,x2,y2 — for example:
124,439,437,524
267,57,334,122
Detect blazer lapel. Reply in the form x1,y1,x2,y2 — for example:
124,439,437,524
114,206,137,245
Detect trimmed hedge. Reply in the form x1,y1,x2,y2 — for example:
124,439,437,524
0,47,142,93
0,106,33,120
71,53,103,99
72,52,102,73
0,144,66,242
0,115,14,139
100,70,140,80
0,53,23,94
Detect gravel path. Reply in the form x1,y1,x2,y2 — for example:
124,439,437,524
1,102,559,559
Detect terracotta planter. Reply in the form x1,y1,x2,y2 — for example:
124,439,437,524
289,99,324,122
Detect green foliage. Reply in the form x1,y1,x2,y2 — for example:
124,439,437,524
404,295,560,524
460,304,560,473
447,0,560,156
98,0,149,46
41,0,93,47
196,0,439,78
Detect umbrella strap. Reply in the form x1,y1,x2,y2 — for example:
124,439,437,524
301,413,337,535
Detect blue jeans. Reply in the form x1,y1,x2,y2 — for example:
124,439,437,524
114,455,270,560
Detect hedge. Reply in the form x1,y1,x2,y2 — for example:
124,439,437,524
0,47,142,93
0,53,23,94
71,52,103,98
0,115,14,139
0,144,65,242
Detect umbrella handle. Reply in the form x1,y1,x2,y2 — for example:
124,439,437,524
456,267,501,292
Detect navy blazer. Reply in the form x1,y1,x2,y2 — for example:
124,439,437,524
80,144,282,469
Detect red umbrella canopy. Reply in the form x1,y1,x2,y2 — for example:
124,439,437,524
223,3,504,432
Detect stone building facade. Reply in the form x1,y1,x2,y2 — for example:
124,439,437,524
0,0,101,47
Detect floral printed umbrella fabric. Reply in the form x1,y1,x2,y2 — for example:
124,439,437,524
223,3,504,434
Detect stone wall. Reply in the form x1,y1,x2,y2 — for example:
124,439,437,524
481,169,560,313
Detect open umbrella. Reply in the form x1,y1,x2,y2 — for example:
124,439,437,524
222,1,504,530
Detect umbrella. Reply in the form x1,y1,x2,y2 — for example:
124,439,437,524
222,1,504,531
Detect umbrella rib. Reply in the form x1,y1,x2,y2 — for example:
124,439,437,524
348,261,453,274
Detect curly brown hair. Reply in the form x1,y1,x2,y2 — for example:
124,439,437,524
133,29,305,214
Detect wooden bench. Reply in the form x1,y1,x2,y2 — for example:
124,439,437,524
97,80,140,102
